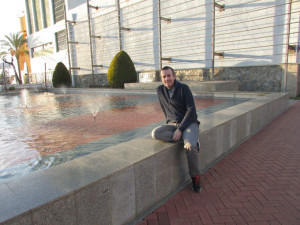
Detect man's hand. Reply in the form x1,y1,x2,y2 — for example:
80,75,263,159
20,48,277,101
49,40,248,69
173,129,182,141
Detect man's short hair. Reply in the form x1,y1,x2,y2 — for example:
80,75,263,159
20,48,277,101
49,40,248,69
161,66,175,75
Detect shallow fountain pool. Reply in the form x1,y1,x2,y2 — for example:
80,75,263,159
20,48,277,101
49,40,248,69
0,89,249,183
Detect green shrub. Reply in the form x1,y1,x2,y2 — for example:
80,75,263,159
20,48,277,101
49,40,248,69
8,86,15,90
52,62,71,88
107,50,137,88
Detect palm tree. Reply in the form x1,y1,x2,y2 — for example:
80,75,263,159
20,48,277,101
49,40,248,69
1,33,28,84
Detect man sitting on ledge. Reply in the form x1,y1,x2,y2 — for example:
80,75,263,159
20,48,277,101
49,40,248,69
151,66,201,193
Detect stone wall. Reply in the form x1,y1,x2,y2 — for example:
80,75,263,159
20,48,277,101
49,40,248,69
213,64,300,96
213,65,283,92
175,69,210,81
286,64,300,97
73,73,108,88
74,64,300,96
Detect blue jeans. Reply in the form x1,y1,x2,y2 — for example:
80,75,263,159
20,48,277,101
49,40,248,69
151,122,201,177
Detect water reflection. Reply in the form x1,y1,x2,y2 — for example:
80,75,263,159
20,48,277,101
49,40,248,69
0,90,249,183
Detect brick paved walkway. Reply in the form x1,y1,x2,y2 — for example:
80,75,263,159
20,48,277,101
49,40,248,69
137,101,300,225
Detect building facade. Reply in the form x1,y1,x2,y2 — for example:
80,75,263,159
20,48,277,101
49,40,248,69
25,0,68,83
24,0,300,95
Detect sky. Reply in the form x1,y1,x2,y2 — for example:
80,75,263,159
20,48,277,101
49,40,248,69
0,0,25,41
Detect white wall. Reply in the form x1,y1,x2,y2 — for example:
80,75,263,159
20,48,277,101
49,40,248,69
26,0,300,80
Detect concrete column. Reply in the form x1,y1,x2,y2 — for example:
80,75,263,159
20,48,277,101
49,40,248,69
31,0,39,32
24,0,33,34
48,0,55,25
39,0,47,28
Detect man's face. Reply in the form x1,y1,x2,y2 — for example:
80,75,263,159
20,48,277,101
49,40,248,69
161,68,176,89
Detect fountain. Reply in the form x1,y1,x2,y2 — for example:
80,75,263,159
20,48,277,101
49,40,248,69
0,88,289,225
88,103,100,122
21,89,29,108
0,90,252,183
33,87,39,93
60,86,67,95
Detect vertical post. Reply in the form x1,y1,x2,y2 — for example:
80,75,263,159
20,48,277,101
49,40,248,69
64,5,72,78
44,63,47,90
27,66,30,84
3,62,7,91
117,0,122,50
87,0,95,87
40,0,47,28
284,0,292,93
158,0,162,71
211,0,216,80
31,0,39,32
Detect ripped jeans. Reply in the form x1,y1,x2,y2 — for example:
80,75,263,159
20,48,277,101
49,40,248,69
151,122,201,177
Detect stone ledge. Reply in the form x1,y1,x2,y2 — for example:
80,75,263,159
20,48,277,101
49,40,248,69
0,92,289,225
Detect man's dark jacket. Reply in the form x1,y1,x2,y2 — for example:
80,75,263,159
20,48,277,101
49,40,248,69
157,80,200,132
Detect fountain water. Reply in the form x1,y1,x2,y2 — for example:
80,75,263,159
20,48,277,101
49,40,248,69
33,87,39,93
88,103,100,122
0,90,249,183
60,86,67,95
21,89,29,108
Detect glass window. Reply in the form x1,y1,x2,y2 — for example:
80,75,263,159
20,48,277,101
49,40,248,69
53,0,65,23
56,30,67,52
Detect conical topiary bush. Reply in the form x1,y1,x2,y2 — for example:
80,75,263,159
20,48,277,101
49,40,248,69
52,62,72,88
107,50,137,88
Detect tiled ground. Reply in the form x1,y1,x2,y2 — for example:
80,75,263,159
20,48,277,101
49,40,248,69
137,101,300,225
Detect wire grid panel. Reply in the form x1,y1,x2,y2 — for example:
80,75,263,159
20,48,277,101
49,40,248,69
91,9,121,73
215,0,289,67
120,0,159,71
160,0,213,69
69,18,92,75
67,0,299,74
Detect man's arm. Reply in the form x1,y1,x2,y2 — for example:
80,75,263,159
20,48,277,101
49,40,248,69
157,87,168,120
173,129,182,141
177,85,197,132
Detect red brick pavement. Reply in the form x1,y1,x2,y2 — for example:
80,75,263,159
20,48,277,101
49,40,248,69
137,101,300,225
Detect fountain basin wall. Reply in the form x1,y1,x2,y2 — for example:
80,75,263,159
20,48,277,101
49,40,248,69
0,92,289,225
125,80,239,92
